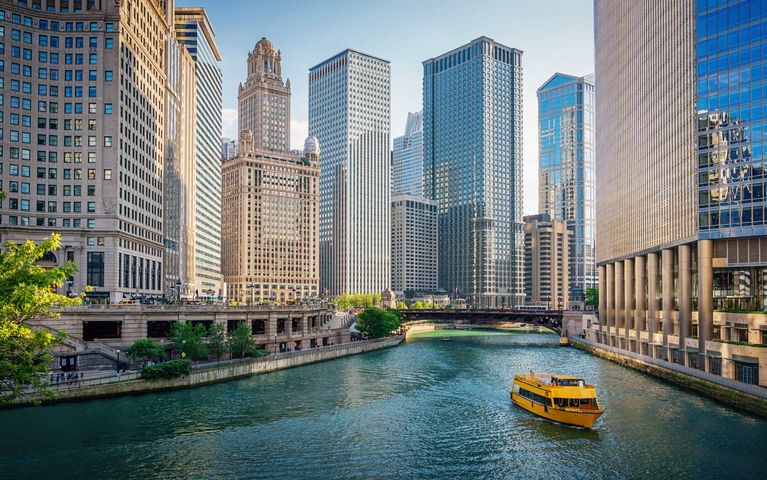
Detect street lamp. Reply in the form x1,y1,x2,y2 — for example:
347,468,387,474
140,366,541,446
115,349,121,372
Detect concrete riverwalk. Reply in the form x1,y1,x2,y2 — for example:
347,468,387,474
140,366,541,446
11,336,403,407
570,336,767,417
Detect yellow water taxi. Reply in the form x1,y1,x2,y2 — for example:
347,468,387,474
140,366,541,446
511,373,604,428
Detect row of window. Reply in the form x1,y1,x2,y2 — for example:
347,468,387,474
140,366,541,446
3,10,114,33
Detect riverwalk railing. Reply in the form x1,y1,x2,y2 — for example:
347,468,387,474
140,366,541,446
38,337,402,394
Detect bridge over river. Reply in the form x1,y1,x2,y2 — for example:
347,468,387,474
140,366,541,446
399,309,564,332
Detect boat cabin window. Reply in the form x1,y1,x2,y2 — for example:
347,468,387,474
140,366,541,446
518,387,551,406
554,398,597,408
551,377,585,387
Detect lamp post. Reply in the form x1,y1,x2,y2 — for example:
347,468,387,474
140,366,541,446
115,349,121,372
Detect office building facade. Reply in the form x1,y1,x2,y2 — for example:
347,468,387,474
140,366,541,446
391,194,438,295
174,7,223,300
537,73,596,307
392,111,423,197
309,49,391,296
0,0,185,303
221,137,237,161
595,0,766,386
221,133,319,304
423,37,524,307
523,214,570,310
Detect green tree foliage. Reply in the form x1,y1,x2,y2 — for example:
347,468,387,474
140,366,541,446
411,301,433,310
0,234,82,405
168,322,208,360
227,322,264,359
140,359,191,380
126,339,165,367
395,301,408,310
585,288,599,309
356,307,401,339
333,292,383,309
206,323,227,362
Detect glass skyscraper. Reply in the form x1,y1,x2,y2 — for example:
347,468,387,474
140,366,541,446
175,8,223,299
309,50,391,296
595,0,767,384
423,37,524,308
537,73,596,306
392,111,423,197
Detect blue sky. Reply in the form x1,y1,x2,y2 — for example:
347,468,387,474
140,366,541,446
177,0,594,213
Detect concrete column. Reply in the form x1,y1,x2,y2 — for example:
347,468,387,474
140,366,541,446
647,252,659,349
605,263,614,340
634,255,646,350
624,258,634,342
598,265,606,342
697,239,714,360
615,261,624,343
661,249,674,354
679,244,692,358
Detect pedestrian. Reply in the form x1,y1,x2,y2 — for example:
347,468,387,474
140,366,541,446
55,373,60,384
50,373,54,384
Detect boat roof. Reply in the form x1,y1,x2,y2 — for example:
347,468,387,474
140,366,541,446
551,375,583,380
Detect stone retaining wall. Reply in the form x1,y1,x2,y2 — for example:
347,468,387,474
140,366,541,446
14,337,403,407
571,337,767,418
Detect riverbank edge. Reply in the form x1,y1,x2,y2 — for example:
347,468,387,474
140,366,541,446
9,336,403,408
570,338,767,418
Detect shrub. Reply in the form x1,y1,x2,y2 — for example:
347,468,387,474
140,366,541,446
140,359,191,380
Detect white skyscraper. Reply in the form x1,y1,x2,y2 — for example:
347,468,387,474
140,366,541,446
392,111,423,197
309,50,391,296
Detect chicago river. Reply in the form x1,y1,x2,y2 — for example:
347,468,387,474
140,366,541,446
1,332,765,479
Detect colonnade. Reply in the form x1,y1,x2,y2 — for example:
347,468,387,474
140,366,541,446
597,240,714,368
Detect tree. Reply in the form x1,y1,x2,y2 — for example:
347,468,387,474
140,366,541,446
395,301,408,310
227,322,258,359
334,292,352,309
411,301,432,310
126,339,165,367
0,234,82,405
167,322,208,360
585,288,599,310
356,307,401,339
206,323,227,362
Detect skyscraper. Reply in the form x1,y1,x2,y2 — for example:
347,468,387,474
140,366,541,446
595,0,766,384
238,37,290,152
523,214,570,310
175,8,223,300
222,37,319,304
309,49,391,296
221,133,319,304
392,111,423,197
391,195,438,295
423,37,524,308
537,73,596,307
0,0,189,303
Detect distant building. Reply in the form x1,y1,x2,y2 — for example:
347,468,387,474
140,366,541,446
222,37,319,304
309,49,391,296
392,112,424,197
175,8,224,299
391,195,438,296
221,133,320,304
423,37,524,308
524,214,570,310
221,137,238,161
537,73,596,307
